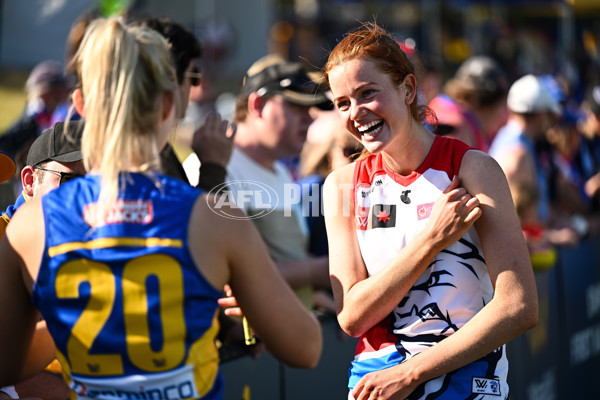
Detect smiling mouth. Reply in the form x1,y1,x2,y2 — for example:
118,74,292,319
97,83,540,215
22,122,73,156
357,120,384,137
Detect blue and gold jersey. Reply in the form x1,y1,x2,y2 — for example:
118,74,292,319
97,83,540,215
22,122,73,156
32,173,224,400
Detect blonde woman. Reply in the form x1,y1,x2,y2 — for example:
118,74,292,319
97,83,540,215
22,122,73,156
0,18,321,399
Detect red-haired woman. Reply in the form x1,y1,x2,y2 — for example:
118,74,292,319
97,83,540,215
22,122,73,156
323,22,538,399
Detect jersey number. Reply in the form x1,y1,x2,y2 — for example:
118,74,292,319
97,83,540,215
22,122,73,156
55,254,186,375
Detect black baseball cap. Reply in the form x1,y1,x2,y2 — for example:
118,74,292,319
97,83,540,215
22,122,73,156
241,54,333,110
27,121,84,167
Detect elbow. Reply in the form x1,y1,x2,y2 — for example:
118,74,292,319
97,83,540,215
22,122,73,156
523,300,539,331
513,295,539,334
337,313,370,338
288,322,323,369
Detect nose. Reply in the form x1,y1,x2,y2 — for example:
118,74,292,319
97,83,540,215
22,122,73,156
350,101,364,122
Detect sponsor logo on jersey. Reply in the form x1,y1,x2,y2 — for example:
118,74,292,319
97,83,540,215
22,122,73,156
371,204,396,229
400,190,411,204
471,377,501,396
417,202,434,221
356,182,374,199
356,206,369,230
70,365,199,399
84,200,154,227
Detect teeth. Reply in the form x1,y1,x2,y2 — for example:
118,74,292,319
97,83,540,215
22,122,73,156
356,120,382,133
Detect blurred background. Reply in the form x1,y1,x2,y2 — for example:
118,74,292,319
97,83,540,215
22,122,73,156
0,0,600,131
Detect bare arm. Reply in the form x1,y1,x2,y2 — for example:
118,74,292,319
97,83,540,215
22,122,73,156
323,163,481,337
275,256,330,291
351,151,538,399
190,197,322,368
0,202,44,385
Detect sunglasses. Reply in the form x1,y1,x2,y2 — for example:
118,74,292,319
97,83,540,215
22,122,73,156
185,67,203,87
35,166,83,185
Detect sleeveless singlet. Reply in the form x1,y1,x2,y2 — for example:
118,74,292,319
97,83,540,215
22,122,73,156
32,173,224,400
350,136,508,399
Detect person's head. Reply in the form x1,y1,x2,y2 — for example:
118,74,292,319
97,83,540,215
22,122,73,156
25,60,72,114
132,17,203,119
443,55,509,138
22,121,85,198
71,17,177,207
507,74,561,139
324,22,432,154
235,54,332,159
0,151,16,183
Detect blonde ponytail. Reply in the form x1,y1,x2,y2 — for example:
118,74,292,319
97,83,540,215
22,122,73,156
74,18,176,219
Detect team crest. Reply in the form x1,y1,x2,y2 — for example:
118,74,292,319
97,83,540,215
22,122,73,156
371,204,396,229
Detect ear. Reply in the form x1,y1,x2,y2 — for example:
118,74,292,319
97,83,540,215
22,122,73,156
21,166,36,197
162,91,175,121
403,74,418,105
247,92,267,118
72,88,85,117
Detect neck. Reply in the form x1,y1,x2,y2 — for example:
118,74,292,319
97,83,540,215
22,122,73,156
381,125,436,175
233,125,278,171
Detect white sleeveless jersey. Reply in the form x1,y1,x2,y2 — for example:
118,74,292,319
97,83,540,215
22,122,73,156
350,136,508,399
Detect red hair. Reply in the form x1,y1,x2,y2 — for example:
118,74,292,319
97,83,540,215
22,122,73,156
324,22,434,124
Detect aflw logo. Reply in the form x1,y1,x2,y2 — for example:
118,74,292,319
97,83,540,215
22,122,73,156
471,377,501,396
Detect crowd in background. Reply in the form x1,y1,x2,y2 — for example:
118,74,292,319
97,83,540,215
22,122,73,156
0,3,599,399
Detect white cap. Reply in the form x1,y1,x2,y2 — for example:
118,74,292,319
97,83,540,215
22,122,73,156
507,74,561,115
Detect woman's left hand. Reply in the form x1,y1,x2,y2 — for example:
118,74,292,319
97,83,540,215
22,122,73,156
351,363,419,400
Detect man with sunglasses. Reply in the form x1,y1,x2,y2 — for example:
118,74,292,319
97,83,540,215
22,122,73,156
133,16,234,191
0,120,84,236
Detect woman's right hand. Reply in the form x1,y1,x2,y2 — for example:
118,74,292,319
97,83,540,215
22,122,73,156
425,176,482,251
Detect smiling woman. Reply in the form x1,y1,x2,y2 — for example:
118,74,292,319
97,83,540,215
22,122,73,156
322,22,538,400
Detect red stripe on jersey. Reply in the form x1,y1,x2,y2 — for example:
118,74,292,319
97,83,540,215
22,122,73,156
354,316,397,356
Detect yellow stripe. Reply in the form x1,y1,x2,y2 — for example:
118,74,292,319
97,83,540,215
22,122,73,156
48,237,183,257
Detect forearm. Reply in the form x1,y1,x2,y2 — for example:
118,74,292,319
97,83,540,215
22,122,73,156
408,293,537,386
275,256,329,290
21,321,57,379
337,231,440,337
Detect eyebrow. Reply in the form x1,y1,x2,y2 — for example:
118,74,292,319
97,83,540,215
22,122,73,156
333,81,376,103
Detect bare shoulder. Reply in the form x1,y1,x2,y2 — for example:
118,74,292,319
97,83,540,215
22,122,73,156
459,150,507,192
324,161,355,192
4,198,45,287
189,193,253,242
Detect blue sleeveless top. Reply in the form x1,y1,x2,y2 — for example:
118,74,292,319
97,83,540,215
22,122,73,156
32,173,224,400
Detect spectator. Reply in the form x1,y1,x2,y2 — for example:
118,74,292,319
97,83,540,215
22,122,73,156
576,83,600,211
0,121,84,237
0,61,73,171
132,16,234,191
429,55,509,152
490,74,581,246
222,54,334,310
